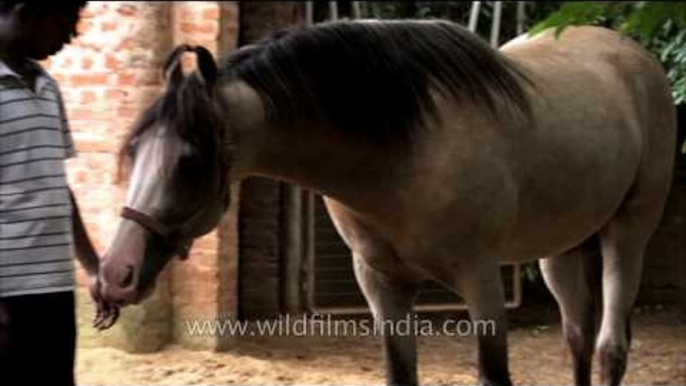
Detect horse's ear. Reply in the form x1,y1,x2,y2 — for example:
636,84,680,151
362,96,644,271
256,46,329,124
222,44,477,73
163,44,193,87
192,45,218,86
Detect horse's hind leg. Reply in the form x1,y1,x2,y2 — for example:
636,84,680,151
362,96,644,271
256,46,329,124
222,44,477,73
539,238,602,386
596,201,666,386
596,110,674,385
353,254,420,386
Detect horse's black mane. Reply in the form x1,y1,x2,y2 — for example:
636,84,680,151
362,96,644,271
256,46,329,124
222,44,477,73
220,19,531,142
118,20,532,179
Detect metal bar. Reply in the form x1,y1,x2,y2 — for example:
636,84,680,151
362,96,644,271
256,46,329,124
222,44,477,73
468,1,481,33
490,1,503,47
329,1,339,21
304,192,317,318
305,1,314,26
307,261,523,315
352,1,362,19
510,264,523,308
282,185,303,314
309,297,523,316
516,1,526,35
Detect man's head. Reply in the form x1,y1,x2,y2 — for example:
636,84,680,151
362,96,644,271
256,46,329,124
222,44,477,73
0,1,87,60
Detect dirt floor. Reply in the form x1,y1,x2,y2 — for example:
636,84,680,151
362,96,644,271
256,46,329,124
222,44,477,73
77,304,685,386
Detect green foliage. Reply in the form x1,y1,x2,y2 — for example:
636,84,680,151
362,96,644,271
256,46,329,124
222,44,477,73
652,22,686,106
529,2,609,36
531,2,686,40
531,2,686,109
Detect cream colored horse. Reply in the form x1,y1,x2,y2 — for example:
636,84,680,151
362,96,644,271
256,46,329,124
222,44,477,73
98,21,676,386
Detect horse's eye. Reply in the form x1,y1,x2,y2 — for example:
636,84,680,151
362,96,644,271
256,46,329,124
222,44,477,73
178,153,207,173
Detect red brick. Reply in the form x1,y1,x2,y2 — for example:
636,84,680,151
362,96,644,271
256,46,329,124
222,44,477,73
74,169,89,184
75,138,114,153
69,107,102,121
117,107,142,120
101,21,117,32
77,19,93,35
105,54,118,70
51,74,67,87
117,73,136,87
105,89,127,102
116,4,138,17
180,22,217,36
178,6,195,22
81,90,96,104
193,234,218,251
70,73,109,87
116,38,135,51
82,56,94,70
203,7,220,21
80,6,95,19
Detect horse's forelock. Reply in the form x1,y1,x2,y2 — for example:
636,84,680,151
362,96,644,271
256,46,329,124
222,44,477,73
117,44,226,187
164,44,218,87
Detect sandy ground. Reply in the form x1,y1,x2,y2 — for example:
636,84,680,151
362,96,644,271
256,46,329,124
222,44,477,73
77,305,685,386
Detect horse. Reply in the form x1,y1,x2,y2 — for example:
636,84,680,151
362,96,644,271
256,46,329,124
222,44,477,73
97,19,677,386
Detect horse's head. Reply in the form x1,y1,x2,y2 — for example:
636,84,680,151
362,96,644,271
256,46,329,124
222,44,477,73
99,45,230,305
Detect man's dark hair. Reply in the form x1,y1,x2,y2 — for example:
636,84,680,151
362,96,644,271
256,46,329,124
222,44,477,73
0,1,87,16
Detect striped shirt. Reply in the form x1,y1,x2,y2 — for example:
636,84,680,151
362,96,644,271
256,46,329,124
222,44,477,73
0,60,76,297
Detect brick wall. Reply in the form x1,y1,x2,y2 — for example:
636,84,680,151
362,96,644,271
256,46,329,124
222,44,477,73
42,1,240,352
168,1,240,351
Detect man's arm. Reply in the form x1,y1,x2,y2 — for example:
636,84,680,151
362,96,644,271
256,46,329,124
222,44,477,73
68,188,120,329
68,188,99,276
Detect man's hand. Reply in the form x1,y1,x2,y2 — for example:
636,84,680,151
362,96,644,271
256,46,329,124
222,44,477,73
89,275,120,330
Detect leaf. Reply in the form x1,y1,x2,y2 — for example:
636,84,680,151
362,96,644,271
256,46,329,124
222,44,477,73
533,2,686,107
529,2,611,37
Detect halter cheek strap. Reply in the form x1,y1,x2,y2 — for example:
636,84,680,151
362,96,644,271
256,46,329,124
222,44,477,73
120,206,193,259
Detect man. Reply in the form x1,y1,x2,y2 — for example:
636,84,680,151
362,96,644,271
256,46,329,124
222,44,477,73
0,2,118,385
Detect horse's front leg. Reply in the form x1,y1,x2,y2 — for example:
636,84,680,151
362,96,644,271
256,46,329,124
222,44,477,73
455,258,512,386
353,253,420,386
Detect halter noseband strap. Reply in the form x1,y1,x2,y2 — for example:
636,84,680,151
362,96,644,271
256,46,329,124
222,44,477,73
120,206,192,259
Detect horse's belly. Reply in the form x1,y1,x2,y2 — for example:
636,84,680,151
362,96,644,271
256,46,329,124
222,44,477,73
503,153,639,262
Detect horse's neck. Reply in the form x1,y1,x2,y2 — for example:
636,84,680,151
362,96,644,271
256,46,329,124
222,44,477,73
222,82,403,218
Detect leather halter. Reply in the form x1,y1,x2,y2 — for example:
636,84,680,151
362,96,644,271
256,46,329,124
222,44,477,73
120,206,192,259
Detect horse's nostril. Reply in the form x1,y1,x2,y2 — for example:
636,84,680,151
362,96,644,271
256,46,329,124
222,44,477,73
120,265,135,288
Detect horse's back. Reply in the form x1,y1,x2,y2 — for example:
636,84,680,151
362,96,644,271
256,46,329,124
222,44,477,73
504,26,676,192
502,26,670,101
502,26,674,127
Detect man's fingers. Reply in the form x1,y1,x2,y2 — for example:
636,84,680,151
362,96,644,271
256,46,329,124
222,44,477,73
104,307,120,329
92,297,120,330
